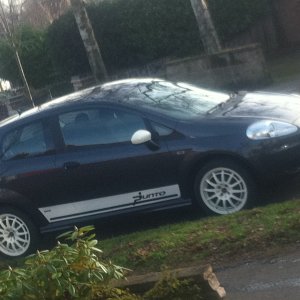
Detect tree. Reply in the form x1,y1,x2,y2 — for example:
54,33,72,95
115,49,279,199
70,0,107,83
0,25,57,88
190,0,221,54
0,0,34,106
47,0,202,78
22,0,70,27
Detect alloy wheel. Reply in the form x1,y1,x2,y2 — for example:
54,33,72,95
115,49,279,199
200,167,248,214
0,213,31,256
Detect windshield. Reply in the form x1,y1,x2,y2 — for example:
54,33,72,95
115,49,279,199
109,80,229,120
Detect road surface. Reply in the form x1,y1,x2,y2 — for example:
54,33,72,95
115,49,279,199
216,247,300,300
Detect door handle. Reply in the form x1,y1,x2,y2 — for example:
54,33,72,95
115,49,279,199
63,161,81,171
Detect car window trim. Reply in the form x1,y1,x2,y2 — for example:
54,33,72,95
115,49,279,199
54,105,151,152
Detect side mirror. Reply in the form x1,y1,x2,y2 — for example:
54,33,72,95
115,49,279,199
131,130,152,145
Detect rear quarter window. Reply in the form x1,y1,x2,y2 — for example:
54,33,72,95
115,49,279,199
1,121,54,161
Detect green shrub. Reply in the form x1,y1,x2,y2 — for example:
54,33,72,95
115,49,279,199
0,226,126,300
0,26,56,88
208,0,271,39
46,0,272,79
0,226,211,299
93,286,141,300
143,272,203,300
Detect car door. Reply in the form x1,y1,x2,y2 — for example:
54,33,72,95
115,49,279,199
0,119,58,210
38,106,182,224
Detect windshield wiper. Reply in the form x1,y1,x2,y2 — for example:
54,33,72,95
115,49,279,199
206,93,241,115
206,98,230,115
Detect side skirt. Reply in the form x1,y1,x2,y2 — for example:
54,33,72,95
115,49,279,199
40,197,192,234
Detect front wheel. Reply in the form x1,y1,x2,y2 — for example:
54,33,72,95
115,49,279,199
0,207,39,258
194,160,257,215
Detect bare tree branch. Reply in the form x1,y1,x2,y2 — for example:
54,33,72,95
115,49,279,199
0,0,34,106
25,0,70,26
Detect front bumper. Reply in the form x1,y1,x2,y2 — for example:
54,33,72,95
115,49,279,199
245,133,300,182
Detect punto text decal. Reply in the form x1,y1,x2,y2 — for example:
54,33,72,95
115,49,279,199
39,185,181,223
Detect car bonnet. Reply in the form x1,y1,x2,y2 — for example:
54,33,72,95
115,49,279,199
216,92,300,125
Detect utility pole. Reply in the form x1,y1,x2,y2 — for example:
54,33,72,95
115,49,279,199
190,0,222,54
70,0,108,83
0,1,34,107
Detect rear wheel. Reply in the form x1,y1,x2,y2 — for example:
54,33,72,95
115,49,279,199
194,160,256,215
0,207,39,258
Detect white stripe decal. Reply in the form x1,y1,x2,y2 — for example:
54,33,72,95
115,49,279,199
39,185,181,223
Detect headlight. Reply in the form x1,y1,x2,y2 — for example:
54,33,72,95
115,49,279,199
247,120,298,140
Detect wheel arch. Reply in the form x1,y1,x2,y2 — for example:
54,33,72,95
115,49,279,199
0,189,46,229
181,152,259,201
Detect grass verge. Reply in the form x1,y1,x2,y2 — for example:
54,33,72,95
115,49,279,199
100,200,300,274
1,200,299,275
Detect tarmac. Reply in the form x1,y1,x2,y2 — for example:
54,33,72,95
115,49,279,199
216,246,300,300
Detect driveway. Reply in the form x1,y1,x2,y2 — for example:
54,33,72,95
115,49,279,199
216,246,300,300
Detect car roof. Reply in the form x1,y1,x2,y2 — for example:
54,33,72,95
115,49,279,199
0,78,162,127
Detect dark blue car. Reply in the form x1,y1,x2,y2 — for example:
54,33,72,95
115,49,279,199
1,78,300,257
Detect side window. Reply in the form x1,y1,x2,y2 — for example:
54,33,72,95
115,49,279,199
1,121,52,161
59,108,146,147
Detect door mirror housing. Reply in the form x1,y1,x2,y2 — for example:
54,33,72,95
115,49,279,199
131,130,152,145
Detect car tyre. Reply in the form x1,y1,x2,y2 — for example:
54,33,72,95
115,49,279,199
194,160,257,215
0,207,39,258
